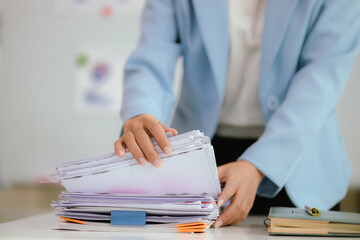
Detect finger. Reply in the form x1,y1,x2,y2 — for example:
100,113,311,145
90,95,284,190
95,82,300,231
160,122,178,136
217,165,227,183
215,193,248,227
133,128,162,168
215,202,237,228
146,121,172,155
114,138,126,158
169,128,178,136
217,179,237,208
122,131,148,166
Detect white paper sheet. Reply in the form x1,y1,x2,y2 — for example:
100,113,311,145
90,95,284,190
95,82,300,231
51,130,221,199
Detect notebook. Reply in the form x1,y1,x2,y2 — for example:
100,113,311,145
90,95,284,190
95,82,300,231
265,207,360,237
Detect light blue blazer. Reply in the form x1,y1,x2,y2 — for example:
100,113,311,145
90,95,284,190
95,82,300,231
121,0,360,210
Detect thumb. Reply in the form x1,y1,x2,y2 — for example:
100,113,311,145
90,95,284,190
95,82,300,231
217,165,227,183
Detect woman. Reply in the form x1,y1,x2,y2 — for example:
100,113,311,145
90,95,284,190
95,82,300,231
114,0,360,227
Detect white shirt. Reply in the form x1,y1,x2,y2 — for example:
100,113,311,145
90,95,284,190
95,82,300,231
217,0,266,138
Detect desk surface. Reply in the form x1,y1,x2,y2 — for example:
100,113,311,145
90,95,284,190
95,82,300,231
0,212,352,240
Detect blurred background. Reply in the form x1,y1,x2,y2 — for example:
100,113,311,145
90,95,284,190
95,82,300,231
0,0,359,223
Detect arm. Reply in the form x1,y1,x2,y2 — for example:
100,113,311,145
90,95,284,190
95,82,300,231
215,0,360,227
241,0,360,197
114,0,181,167
121,0,181,124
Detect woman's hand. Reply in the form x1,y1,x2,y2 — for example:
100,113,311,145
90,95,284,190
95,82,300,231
114,114,178,167
215,160,264,227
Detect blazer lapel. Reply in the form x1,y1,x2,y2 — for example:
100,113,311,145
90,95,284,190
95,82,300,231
192,0,298,95
192,0,229,97
260,0,299,82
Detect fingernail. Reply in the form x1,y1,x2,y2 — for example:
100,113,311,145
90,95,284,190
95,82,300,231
118,150,124,157
138,157,147,166
218,199,224,208
163,146,172,155
215,220,223,228
153,159,162,168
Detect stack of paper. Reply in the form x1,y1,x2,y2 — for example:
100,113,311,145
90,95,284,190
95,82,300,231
51,130,221,198
52,192,217,233
50,130,221,233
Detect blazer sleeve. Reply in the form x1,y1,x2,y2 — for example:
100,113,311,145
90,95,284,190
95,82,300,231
240,0,360,197
120,0,181,125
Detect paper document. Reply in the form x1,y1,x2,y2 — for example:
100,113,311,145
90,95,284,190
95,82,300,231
50,130,221,198
50,130,221,233
53,192,217,232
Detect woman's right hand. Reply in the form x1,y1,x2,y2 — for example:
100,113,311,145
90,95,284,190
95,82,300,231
114,114,178,167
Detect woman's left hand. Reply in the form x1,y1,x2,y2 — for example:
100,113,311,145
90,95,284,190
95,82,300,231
214,160,264,228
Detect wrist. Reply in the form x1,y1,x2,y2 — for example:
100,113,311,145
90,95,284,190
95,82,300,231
238,160,264,184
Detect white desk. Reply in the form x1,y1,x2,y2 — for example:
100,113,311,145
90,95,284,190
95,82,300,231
0,212,351,240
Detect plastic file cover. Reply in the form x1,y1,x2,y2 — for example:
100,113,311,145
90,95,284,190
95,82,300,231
50,130,221,199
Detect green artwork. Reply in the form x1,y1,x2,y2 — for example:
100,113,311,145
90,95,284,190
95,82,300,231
76,53,88,67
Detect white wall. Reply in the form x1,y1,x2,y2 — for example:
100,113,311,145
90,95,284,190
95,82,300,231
0,0,144,184
0,0,359,188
